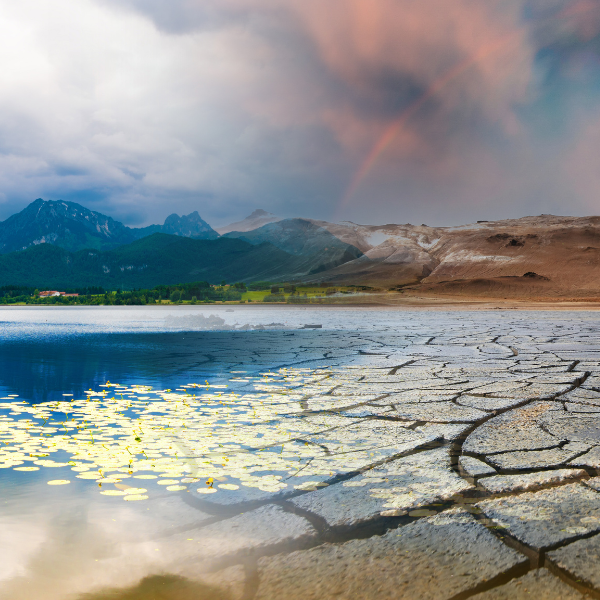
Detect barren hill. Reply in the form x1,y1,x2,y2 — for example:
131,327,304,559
303,215,600,298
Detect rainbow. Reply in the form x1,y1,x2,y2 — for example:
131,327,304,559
337,2,599,215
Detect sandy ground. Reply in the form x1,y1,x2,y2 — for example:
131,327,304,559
279,293,600,311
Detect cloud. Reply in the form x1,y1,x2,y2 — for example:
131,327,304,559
0,0,598,226
0,0,319,224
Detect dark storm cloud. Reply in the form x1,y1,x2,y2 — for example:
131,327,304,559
0,0,600,227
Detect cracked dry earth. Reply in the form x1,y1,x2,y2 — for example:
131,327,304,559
123,315,600,600
21,313,600,600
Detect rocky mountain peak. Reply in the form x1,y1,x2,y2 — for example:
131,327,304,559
248,209,271,218
0,199,220,254
161,211,219,239
216,208,281,235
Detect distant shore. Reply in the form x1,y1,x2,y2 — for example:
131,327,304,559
4,294,600,311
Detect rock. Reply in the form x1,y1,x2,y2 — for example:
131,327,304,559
570,446,600,468
291,449,473,527
581,376,600,390
486,443,589,470
530,374,582,385
477,483,600,551
192,423,440,507
478,469,586,494
305,395,381,412
378,390,458,404
255,509,527,600
547,534,600,593
520,384,573,399
563,389,600,405
565,402,600,413
543,415,600,445
333,379,467,395
463,402,562,455
338,404,397,418
162,505,316,572
304,419,439,457
470,568,585,599
583,476,600,492
459,456,497,478
468,381,529,395
456,396,526,411
414,423,471,441
391,402,488,423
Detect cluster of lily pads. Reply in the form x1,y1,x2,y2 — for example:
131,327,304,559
0,368,372,501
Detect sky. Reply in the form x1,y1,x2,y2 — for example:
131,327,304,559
0,0,599,227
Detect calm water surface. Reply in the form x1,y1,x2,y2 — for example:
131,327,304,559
0,305,419,600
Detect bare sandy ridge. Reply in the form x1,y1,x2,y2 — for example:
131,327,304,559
248,294,600,310
303,214,600,299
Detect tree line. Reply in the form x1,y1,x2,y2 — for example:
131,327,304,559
0,281,248,305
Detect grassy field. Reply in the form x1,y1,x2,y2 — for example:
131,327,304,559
239,286,358,303
0,285,369,305
156,286,360,303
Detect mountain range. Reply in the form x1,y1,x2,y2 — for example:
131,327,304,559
2,198,600,298
0,234,300,289
0,198,218,254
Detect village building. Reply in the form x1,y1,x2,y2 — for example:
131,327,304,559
39,291,79,297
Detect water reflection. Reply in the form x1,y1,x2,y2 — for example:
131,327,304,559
81,575,231,600
0,309,370,600
0,330,348,403
0,481,238,600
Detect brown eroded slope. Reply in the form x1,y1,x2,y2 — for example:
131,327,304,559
309,215,600,297
304,220,442,286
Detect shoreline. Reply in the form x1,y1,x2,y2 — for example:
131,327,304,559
4,296,600,311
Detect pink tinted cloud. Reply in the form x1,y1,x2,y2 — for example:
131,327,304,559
290,0,533,144
77,0,600,222
165,0,534,157
564,110,600,212
100,0,539,210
